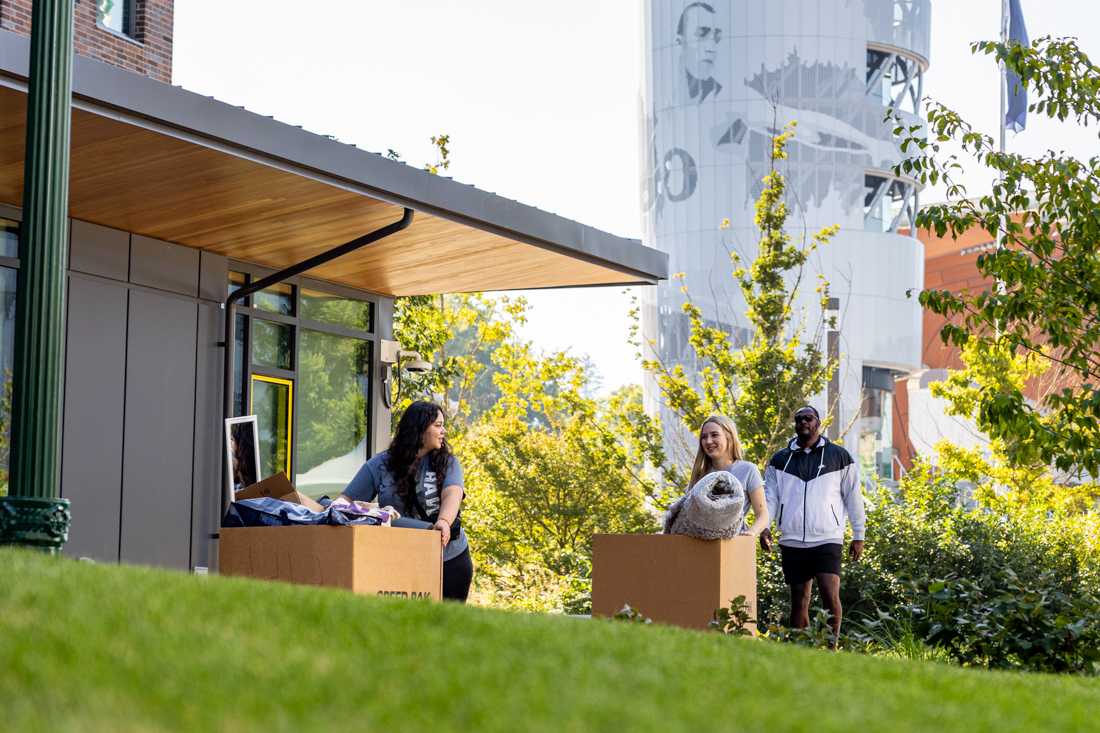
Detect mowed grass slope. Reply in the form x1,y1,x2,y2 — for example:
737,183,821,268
1,550,1098,733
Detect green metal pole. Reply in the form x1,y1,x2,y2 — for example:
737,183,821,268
0,0,75,552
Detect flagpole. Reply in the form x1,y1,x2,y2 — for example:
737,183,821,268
995,0,1009,335
999,0,1009,158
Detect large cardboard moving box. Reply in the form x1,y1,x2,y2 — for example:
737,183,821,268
591,534,756,630
220,525,443,600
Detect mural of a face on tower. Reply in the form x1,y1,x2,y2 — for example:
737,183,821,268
677,2,723,104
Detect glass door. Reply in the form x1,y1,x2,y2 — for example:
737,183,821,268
251,374,293,479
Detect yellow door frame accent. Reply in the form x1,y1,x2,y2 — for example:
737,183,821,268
250,374,294,477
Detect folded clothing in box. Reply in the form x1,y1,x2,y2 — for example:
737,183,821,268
225,473,398,528
222,496,399,528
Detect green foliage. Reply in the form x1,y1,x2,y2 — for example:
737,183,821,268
393,277,656,613
392,293,529,436
710,595,754,636
385,134,657,612
760,609,838,649
893,35,1100,476
918,570,1100,674
634,123,837,470
848,612,952,664
464,343,657,613
424,133,451,175
391,294,453,413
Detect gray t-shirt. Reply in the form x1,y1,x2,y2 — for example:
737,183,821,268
712,460,764,534
344,450,468,561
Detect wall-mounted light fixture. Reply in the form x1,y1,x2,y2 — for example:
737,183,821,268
380,339,433,409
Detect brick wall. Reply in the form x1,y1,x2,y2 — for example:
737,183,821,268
1,0,173,83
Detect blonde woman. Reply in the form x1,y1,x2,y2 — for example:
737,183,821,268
689,415,769,537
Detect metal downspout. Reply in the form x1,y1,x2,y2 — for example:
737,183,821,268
220,207,414,512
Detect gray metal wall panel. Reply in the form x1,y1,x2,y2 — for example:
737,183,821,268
61,276,128,562
130,235,200,297
371,297,394,455
198,251,228,303
120,289,197,569
191,303,224,571
70,220,130,281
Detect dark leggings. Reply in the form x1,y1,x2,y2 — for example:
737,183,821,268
443,547,473,602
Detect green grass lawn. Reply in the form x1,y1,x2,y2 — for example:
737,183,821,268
1,549,1098,732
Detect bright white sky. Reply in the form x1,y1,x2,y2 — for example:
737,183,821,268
173,1,1100,395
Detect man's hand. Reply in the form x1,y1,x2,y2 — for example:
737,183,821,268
433,519,452,547
848,540,864,562
759,528,774,552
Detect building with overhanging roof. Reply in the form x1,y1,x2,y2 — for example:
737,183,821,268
0,15,666,570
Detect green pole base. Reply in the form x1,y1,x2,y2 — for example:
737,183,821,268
0,496,71,554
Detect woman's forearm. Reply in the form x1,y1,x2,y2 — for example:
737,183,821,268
437,485,463,524
745,489,769,537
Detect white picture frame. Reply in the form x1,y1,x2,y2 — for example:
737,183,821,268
225,415,261,499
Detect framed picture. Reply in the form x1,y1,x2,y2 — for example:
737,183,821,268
225,415,261,496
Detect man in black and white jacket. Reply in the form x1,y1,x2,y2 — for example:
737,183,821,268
760,405,865,645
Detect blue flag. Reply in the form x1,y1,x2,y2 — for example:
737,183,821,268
1005,0,1029,133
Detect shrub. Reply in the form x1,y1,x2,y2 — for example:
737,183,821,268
753,452,1100,674
917,570,1100,674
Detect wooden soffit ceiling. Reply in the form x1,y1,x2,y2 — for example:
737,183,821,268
0,83,662,296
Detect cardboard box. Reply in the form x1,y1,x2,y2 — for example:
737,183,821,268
591,534,757,630
220,525,443,600
235,473,325,513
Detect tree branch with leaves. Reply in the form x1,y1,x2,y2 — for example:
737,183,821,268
894,35,1100,477
632,123,838,478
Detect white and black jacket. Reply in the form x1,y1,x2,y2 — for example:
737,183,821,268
764,436,865,547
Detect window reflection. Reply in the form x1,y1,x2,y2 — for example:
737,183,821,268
252,375,292,479
0,219,17,259
295,330,371,498
301,288,373,332
97,0,133,36
252,319,292,370
254,282,294,316
233,313,248,416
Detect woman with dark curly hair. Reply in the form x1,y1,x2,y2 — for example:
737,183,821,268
339,400,472,601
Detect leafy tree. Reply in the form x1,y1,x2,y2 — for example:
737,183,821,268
929,339,1099,507
895,35,1100,477
463,341,657,612
634,123,838,471
392,287,660,611
392,293,528,435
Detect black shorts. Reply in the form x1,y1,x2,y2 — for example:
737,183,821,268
779,543,842,585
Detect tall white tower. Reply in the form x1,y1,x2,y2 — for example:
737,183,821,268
641,0,930,478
